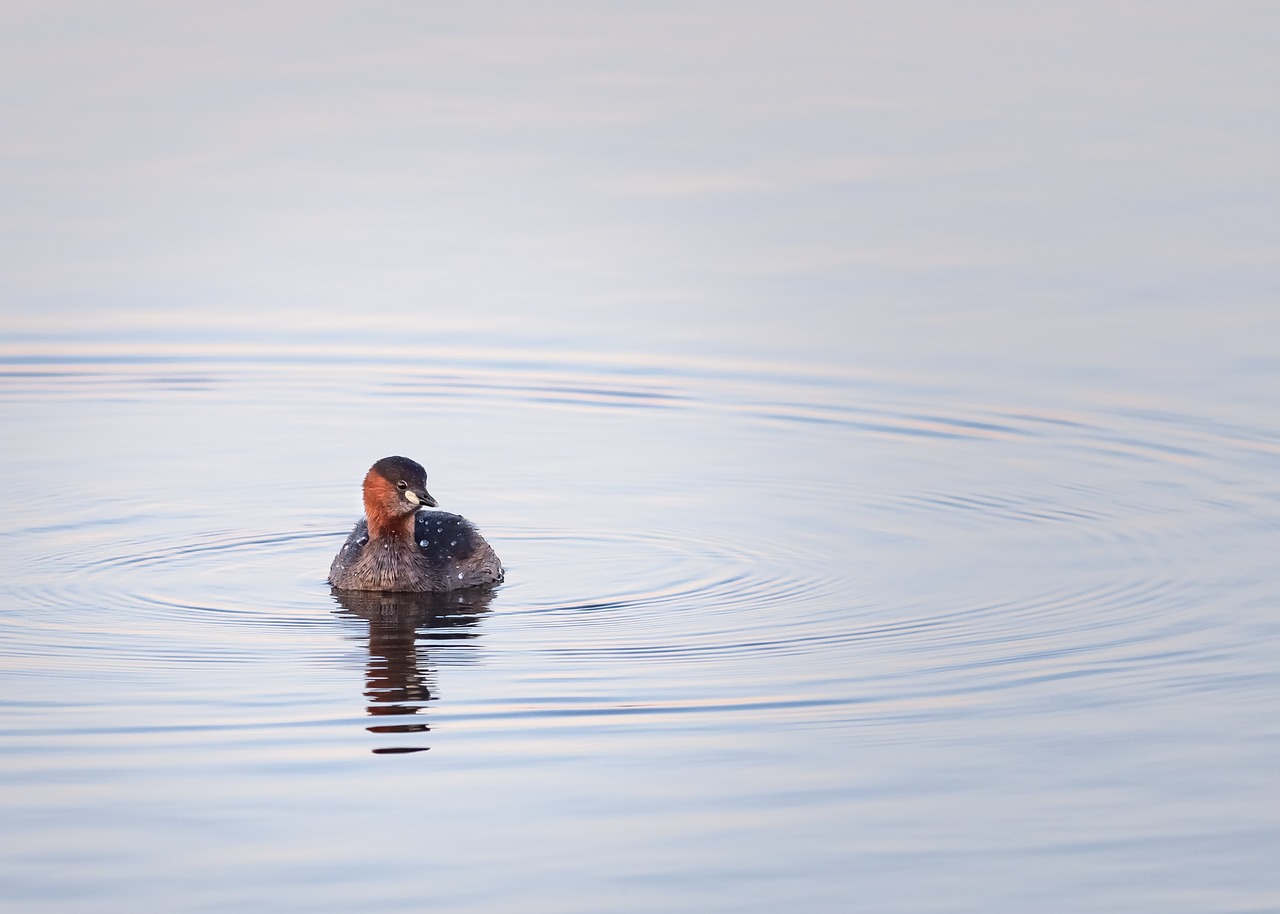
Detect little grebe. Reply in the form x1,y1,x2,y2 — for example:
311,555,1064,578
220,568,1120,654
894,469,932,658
329,456,504,592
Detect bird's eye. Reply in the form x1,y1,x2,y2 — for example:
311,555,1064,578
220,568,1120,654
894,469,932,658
396,480,408,491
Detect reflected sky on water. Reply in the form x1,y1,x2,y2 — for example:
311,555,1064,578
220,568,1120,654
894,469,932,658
1,4,1279,912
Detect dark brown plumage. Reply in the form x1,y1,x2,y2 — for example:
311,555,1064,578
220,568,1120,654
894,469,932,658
329,456,503,593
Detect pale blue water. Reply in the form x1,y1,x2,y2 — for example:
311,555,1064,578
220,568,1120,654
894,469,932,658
2,4,1279,912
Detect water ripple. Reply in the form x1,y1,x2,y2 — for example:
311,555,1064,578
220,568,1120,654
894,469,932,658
0,347,1273,740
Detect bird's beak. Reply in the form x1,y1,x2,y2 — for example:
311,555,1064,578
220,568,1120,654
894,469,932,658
414,487,438,508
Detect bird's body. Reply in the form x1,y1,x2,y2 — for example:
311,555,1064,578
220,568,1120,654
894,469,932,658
329,456,503,593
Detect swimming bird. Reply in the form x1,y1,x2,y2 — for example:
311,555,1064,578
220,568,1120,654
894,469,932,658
329,456,503,592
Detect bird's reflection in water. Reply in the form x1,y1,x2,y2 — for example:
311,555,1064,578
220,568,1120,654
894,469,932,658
331,587,495,755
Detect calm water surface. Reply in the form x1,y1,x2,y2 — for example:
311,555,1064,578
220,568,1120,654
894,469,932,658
2,3,1280,912
2,345,1278,912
